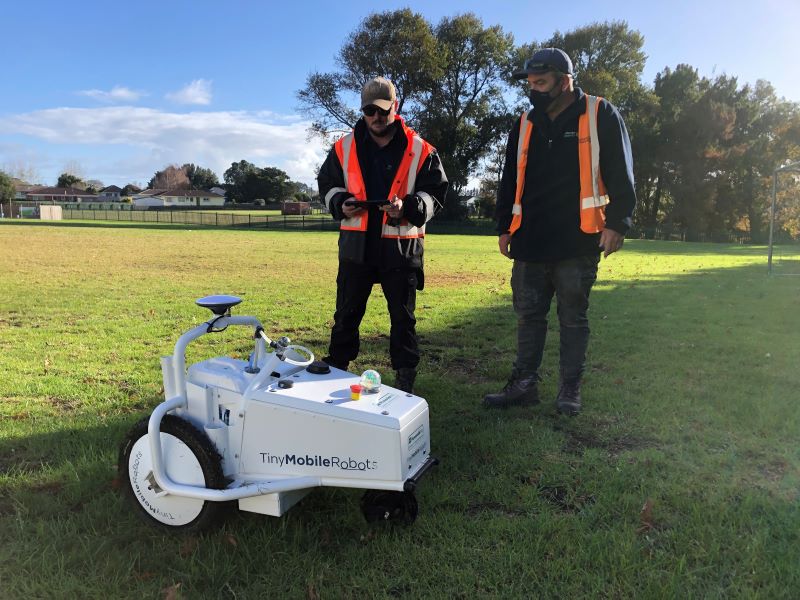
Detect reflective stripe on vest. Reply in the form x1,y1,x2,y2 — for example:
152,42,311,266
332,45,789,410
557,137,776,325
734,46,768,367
334,120,432,238
508,95,609,236
335,133,367,231
578,95,609,232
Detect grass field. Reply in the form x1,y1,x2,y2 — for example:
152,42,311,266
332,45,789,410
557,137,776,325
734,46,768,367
1,221,799,599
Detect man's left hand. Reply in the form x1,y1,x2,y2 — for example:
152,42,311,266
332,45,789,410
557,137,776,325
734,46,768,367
380,195,403,219
599,228,624,258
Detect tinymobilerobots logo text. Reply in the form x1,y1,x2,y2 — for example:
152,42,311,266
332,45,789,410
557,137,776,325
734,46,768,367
260,452,378,471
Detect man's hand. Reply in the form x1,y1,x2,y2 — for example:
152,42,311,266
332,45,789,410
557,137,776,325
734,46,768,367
342,200,365,219
499,233,512,258
599,228,624,258
380,195,403,219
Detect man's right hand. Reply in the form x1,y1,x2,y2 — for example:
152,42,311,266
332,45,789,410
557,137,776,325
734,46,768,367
499,233,512,258
342,200,365,219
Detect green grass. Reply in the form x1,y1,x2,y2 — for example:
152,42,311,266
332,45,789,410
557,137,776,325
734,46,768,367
1,221,799,599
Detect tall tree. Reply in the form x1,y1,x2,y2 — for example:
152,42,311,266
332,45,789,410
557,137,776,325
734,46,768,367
297,9,440,140
224,160,258,202
417,14,515,218
718,80,800,241
182,163,220,189
57,173,84,189
148,165,190,190
121,183,142,196
242,166,297,203
85,179,104,194
297,10,514,218
0,171,14,204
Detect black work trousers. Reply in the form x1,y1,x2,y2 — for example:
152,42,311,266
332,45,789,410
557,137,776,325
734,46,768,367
326,261,419,371
511,254,600,383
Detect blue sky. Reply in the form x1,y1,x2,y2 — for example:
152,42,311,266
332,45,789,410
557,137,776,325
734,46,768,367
1,0,797,188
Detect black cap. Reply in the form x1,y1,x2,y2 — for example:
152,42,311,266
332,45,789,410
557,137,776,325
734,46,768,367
512,48,574,80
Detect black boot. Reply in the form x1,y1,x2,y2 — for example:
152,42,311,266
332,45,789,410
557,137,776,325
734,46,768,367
395,368,416,394
556,380,582,416
483,374,540,408
322,356,348,372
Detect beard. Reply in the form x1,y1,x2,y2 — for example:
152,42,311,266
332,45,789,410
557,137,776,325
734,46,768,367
369,118,394,138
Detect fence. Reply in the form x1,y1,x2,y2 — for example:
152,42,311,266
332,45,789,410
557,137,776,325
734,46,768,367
62,209,342,231
60,209,499,235
50,208,787,243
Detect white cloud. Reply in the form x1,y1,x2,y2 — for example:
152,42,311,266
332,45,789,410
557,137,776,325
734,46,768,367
0,106,327,187
79,86,146,103
166,79,212,105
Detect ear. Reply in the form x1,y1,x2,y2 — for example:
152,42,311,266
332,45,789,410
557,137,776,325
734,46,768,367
394,99,400,112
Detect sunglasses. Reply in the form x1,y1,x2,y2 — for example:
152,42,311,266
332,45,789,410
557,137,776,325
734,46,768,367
362,105,391,117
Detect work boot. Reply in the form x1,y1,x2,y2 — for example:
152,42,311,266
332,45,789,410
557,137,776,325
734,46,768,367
322,356,348,372
395,368,417,394
556,380,582,416
483,374,540,408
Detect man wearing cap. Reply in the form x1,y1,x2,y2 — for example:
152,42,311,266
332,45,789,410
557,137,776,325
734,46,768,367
483,48,636,415
317,77,448,393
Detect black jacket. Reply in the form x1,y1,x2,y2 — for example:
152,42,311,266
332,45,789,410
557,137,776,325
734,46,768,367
496,88,636,262
318,118,448,269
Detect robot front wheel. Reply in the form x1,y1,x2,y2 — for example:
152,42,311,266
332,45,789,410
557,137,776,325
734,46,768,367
118,414,228,533
360,489,419,525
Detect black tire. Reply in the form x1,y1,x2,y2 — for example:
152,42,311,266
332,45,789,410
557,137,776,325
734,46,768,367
118,414,227,533
360,490,419,525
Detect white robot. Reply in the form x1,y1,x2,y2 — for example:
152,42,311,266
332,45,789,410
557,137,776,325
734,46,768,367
118,295,437,532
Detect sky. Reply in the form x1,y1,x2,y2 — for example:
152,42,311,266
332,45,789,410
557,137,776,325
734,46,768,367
1,0,797,189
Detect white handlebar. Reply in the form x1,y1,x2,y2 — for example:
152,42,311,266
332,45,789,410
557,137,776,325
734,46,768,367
281,344,315,367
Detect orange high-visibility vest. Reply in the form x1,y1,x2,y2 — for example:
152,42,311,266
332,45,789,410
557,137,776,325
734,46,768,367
508,94,609,235
333,118,433,239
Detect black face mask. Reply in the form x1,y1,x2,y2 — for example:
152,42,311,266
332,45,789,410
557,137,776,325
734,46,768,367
528,78,563,112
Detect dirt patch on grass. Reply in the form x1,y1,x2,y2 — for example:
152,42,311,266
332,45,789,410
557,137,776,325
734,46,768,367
758,458,790,483
464,501,526,518
550,415,655,457
561,429,653,457
45,396,82,413
425,272,502,288
537,485,596,513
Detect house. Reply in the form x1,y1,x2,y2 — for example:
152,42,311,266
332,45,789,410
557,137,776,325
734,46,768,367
13,179,42,200
132,189,226,209
98,185,122,201
25,187,98,202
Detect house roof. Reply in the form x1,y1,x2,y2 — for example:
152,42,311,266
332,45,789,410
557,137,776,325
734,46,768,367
161,189,224,198
100,185,122,192
136,188,167,197
14,181,42,193
26,187,97,197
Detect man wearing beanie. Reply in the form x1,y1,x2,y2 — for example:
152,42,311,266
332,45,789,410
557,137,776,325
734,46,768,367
484,48,636,416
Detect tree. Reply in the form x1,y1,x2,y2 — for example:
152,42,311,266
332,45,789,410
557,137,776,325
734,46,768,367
1,161,39,185
297,10,514,219
297,9,440,140
532,21,647,109
148,165,190,190
182,163,220,189
0,171,14,203
717,80,800,241
242,166,297,203
417,14,516,217
85,179,104,194
57,173,84,189
224,160,258,202
121,183,142,196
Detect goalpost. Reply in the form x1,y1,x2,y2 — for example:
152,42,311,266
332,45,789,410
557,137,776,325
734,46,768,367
768,161,800,274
